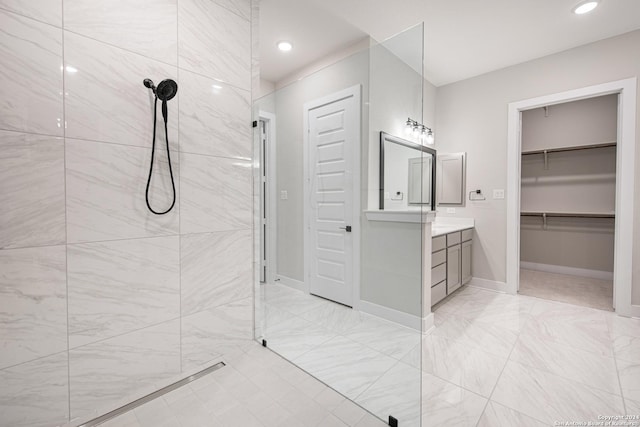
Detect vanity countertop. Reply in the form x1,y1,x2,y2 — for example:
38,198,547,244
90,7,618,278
431,217,475,237
431,224,473,237
364,210,437,223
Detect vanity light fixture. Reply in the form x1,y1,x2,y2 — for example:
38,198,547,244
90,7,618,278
573,0,599,14
404,118,435,145
277,41,293,52
404,118,414,135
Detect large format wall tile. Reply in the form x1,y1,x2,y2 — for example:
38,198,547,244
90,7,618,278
64,0,177,65
68,236,180,348
180,152,251,234
214,0,250,20
66,138,179,243
0,131,65,249
181,298,253,371
179,69,251,159
64,32,178,149
0,352,69,427
0,9,63,135
0,246,67,370
181,230,251,316
69,320,181,422
0,0,61,26
178,0,250,90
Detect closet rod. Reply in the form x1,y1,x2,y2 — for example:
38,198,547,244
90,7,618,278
520,211,615,218
521,141,616,156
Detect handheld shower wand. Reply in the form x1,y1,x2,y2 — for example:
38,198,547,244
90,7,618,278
143,78,178,215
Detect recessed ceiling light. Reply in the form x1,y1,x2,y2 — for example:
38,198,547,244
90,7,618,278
573,1,599,14
277,41,293,52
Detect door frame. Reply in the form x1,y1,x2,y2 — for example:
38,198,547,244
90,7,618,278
303,85,361,310
259,111,278,284
506,78,638,317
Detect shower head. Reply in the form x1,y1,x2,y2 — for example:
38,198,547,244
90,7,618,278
156,79,178,101
142,78,178,101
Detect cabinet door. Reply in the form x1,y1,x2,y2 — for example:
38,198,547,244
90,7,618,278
461,240,472,285
447,244,461,293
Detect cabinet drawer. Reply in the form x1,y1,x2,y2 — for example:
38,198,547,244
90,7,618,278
431,280,447,306
461,228,473,242
432,235,446,252
447,231,461,247
432,249,446,268
431,263,446,286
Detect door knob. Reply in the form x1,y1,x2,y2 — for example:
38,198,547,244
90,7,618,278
339,226,352,232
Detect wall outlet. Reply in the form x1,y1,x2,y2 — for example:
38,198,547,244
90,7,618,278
493,189,505,199
280,190,288,200
384,192,390,200
446,207,456,214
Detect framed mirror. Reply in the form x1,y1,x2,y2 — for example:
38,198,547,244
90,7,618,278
379,131,436,210
437,152,466,206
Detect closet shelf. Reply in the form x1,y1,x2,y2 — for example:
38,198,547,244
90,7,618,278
521,141,616,156
520,211,615,218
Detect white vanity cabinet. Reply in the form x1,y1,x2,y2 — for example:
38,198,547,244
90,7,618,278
431,227,473,306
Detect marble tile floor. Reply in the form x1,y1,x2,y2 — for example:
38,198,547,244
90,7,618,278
519,268,614,311
102,284,640,427
98,341,388,427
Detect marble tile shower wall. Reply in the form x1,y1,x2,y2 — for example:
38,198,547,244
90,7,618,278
0,1,253,426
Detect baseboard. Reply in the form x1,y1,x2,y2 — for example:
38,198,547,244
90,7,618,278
359,300,422,331
630,305,640,318
520,261,613,281
274,274,306,292
468,277,515,294
422,312,435,335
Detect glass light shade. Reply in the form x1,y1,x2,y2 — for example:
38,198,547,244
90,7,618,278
405,119,413,135
426,130,435,145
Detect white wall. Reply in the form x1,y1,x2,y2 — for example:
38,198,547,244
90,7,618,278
434,29,640,303
0,1,253,425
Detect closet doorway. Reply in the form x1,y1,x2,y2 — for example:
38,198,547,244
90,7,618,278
518,95,617,310
506,78,638,318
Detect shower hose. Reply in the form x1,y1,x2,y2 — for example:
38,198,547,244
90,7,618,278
145,96,177,215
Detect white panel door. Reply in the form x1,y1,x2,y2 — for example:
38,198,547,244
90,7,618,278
307,93,357,306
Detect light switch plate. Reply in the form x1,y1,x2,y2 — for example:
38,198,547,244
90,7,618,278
446,208,456,214
493,189,505,199
280,190,288,200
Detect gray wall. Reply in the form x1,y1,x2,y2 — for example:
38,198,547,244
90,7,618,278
361,36,434,317
520,95,617,273
266,29,436,318
521,94,618,151
271,49,370,282
434,29,640,303
0,1,253,425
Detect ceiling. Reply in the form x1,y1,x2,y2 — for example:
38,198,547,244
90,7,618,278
259,0,640,86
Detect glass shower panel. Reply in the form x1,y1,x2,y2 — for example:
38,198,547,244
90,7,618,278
254,23,425,426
